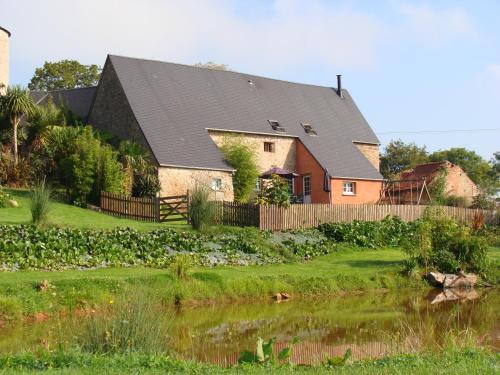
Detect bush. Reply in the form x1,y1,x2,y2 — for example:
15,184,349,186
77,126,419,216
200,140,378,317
255,174,291,207
220,136,259,202
444,195,469,208
471,194,495,210
0,185,8,207
188,184,215,231
29,178,52,225
404,207,489,275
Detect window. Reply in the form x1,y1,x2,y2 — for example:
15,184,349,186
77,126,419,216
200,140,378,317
286,177,294,194
211,178,222,191
343,181,356,195
264,142,275,152
268,120,286,132
303,176,311,196
301,122,317,135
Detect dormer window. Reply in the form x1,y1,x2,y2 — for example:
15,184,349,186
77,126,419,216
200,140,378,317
301,122,317,136
268,120,286,132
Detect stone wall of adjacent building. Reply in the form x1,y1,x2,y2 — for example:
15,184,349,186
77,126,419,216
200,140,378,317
0,27,9,94
354,142,380,171
88,58,152,155
158,166,234,201
445,165,479,204
208,130,296,173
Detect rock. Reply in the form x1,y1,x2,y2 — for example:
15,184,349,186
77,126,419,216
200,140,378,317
280,292,290,300
273,293,282,301
7,199,18,208
273,292,290,302
426,272,477,288
428,288,479,304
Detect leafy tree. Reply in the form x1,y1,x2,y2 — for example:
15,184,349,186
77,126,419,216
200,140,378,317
27,99,66,151
380,140,428,179
0,85,37,164
429,148,496,193
220,136,260,202
28,60,101,91
428,165,447,205
193,62,229,70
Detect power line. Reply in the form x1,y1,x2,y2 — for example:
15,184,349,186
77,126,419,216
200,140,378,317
376,128,500,135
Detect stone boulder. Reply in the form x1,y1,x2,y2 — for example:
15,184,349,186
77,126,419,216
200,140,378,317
7,199,18,208
426,272,477,288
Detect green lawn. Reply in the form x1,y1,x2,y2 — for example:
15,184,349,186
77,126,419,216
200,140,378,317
0,189,189,230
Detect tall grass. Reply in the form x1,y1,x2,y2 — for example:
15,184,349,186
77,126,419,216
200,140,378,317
78,292,168,354
29,178,52,225
188,184,215,231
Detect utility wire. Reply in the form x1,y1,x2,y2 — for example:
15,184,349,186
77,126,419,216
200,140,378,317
376,128,500,135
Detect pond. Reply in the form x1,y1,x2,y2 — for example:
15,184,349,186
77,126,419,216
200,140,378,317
0,288,498,365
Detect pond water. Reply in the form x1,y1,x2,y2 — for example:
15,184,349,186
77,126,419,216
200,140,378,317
0,289,498,365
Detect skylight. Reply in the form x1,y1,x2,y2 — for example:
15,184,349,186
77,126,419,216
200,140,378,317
268,120,286,132
301,122,317,135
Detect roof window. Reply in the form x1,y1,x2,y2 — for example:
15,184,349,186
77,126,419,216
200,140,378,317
268,120,286,132
301,122,317,135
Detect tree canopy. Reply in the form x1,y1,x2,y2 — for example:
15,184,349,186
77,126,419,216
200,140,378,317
380,140,428,179
193,62,229,71
28,60,101,91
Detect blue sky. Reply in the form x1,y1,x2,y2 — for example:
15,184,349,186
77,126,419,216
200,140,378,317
1,0,499,160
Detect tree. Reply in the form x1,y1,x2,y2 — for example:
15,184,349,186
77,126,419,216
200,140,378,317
255,174,291,207
193,62,229,71
429,148,496,193
220,136,259,202
380,140,428,179
0,85,37,164
28,60,101,91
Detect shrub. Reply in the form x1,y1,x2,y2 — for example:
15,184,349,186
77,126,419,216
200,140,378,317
471,194,495,210
91,144,125,202
255,174,291,207
29,178,52,225
0,185,8,207
220,136,259,202
78,292,166,354
444,195,469,208
188,184,215,231
169,254,193,280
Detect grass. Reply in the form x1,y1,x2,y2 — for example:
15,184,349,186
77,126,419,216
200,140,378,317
0,246,423,316
0,349,497,374
0,189,189,230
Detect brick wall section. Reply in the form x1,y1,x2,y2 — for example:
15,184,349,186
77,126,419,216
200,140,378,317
444,165,479,204
0,28,9,93
158,167,234,201
208,130,296,173
354,142,380,171
330,178,383,204
88,58,152,155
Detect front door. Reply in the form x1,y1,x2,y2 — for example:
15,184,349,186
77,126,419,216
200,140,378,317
303,175,311,203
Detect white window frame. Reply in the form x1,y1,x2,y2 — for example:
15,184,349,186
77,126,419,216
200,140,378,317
303,175,311,196
211,178,223,191
342,181,356,195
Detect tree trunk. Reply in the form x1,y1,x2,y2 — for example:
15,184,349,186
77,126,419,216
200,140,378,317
12,116,19,165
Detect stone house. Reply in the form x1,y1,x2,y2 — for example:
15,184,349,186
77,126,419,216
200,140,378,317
396,161,479,204
80,54,383,203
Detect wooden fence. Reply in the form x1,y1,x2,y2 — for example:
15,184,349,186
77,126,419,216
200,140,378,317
258,204,498,231
100,191,159,221
213,201,260,227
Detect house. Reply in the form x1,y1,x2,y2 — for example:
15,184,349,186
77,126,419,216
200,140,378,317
84,55,383,203
390,161,479,204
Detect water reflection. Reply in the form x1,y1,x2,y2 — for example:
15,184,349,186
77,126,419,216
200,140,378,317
0,289,498,365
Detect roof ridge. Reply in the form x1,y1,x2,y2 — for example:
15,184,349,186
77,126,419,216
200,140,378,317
107,54,343,91
47,86,97,94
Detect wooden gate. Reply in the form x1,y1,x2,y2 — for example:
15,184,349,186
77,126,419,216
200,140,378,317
158,195,189,223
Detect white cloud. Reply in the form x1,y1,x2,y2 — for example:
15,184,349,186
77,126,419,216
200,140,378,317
397,2,477,46
1,0,383,80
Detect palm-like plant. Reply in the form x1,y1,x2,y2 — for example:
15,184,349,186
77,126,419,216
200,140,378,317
1,85,37,164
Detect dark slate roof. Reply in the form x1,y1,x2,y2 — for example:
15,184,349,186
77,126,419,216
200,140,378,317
31,87,97,121
109,55,382,179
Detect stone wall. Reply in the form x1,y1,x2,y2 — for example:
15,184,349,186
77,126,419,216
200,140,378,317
208,130,296,173
158,166,234,201
354,142,380,171
445,165,479,204
0,27,9,94
88,58,152,154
